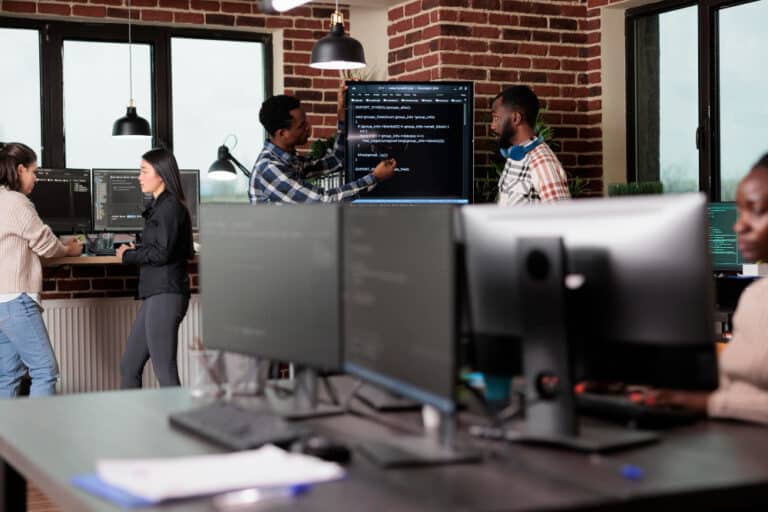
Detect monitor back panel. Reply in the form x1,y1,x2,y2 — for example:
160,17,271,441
200,204,342,371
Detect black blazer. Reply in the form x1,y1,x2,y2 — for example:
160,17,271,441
122,191,193,299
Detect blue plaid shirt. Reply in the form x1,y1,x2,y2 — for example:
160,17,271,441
249,122,377,203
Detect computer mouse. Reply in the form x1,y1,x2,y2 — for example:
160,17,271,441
291,436,351,464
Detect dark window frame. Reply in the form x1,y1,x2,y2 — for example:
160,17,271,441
626,0,760,201
0,16,273,168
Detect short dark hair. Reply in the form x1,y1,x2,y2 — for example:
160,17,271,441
754,152,768,170
0,142,37,192
259,95,302,137
492,85,540,127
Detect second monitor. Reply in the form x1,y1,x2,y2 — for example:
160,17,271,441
92,169,199,232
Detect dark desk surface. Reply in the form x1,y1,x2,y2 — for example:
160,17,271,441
1,388,767,511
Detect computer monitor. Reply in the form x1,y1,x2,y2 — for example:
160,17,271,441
92,169,147,232
460,194,718,451
180,169,200,231
708,202,742,271
345,81,473,204
93,169,200,232
28,168,92,234
199,204,343,418
343,204,479,466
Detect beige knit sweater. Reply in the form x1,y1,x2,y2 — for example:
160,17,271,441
708,276,768,424
0,187,67,293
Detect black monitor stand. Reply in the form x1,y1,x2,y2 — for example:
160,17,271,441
357,408,481,468
267,368,344,420
505,237,658,452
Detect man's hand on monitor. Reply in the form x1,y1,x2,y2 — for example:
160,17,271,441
372,159,397,182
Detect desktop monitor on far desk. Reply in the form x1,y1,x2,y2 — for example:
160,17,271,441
92,169,200,232
460,194,718,452
708,202,743,272
28,168,92,234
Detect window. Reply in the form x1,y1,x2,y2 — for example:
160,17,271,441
63,41,153,169
627,0,768,200
171,37,266,203
718,0,768,200
0,17,272,195
0,28,42,162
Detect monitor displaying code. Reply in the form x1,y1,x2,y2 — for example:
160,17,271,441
345,82,473,203
29,168,92,233
708,202,742,270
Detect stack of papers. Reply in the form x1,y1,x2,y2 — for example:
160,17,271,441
72,445,345,506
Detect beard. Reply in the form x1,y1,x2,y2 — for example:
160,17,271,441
498,117,516,149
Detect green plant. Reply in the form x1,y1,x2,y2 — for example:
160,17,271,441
308,134,336,160
607,181,664,196
567,174,591,198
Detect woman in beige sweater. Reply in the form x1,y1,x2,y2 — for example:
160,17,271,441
0,142,82,397
651,153,768,424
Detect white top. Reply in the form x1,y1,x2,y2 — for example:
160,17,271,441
0,293,40,304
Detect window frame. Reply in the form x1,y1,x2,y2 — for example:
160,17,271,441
626,0,760,201
0,16,273,168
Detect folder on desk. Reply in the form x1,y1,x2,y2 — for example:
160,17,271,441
72,444,345,506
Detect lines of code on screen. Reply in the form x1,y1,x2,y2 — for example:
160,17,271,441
345,82,472,201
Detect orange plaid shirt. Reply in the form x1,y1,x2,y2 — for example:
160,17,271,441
497,140,571,206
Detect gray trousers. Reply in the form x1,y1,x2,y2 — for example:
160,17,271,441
120,293,189,389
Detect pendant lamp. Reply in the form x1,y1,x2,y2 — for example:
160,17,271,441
310,0,365,70
113,0,151,137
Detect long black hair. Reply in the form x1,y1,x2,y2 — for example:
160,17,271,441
0,142,36,192
141,148,194,257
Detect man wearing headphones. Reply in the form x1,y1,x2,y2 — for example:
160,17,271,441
490,85,570,206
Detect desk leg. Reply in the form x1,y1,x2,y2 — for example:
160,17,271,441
0,460,26,512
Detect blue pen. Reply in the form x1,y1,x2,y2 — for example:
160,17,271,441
212,484,310,510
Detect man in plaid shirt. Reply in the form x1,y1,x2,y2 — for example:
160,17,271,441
490,86,570,206
249,84,396,203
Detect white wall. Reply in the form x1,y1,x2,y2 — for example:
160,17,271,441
349,5,389,80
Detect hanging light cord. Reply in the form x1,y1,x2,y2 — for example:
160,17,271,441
128,0,134,106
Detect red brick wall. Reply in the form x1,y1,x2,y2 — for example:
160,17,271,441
41,261,198,299
388,0,605,199
0,1,349,297
0,0,349,140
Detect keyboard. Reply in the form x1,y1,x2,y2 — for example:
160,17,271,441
169,402,311,451
576,392,704,429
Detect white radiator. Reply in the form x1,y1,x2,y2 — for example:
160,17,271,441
41,296,202,394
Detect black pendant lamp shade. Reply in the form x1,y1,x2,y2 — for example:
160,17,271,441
310,11,366,70
112,105,151,136
112,0,151,137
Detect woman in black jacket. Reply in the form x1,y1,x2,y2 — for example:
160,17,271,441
116,148,193,388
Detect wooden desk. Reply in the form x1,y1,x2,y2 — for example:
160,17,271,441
1,388,767,511
43,255,199,266
44,256,123,266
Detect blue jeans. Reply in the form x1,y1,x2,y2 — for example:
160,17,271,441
0,294,59,397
